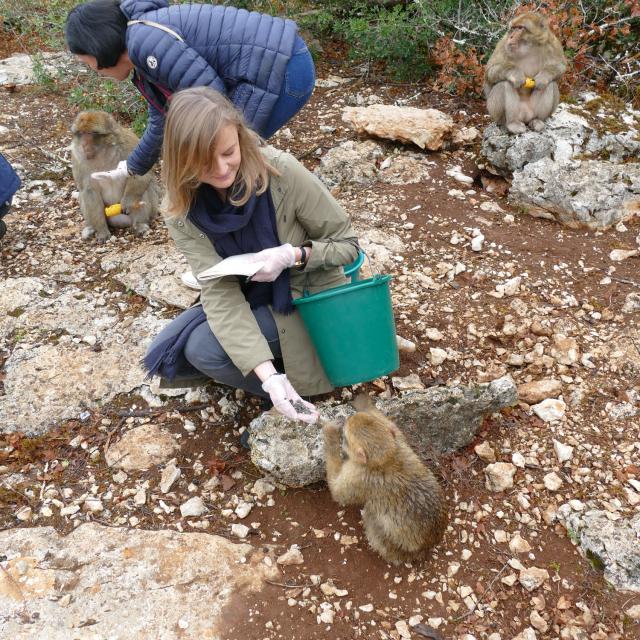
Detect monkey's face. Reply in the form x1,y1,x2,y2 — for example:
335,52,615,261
74,132,104,160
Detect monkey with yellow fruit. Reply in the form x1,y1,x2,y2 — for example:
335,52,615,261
484,12,566,133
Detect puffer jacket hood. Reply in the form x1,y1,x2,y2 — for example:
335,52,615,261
119,0,168,19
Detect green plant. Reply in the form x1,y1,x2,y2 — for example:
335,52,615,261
0,0,75,52
67,77,147,135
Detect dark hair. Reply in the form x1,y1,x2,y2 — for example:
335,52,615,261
65,0,128,69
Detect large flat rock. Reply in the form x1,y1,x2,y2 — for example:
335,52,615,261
0,523,278,639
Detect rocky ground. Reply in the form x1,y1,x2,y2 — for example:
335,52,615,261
1,52,640,640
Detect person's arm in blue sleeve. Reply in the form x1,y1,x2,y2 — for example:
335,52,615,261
126,101,164,176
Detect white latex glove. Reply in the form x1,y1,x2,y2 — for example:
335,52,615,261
262,373,319,424
250,243,296,282
91,159,129,185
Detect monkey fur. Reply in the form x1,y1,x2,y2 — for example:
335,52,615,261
484,12,566,134
70,111,160,242
323,395,448,564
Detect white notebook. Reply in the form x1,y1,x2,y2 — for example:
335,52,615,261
197,254,265,281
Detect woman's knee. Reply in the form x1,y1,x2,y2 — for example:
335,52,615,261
183,324,229,371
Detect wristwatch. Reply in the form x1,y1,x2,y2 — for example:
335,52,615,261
293,246,307,269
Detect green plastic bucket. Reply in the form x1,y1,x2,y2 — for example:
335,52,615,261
293,274,399,386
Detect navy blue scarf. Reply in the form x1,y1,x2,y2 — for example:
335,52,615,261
143,184,292,381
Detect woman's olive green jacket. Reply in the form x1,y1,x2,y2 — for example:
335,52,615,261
164,146,359,396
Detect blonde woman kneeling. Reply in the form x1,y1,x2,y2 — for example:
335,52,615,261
144,87,359,423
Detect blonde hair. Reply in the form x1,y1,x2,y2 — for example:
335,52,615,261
160,86,277,216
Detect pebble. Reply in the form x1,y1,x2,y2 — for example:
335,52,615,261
234,502,252,519
553,440,574,463
484,462,517,492
543,472,563,491
519,567,549,591
179,497,207,518
474,442,496,463
531,398,566,423
424,327,444,341
509,533,532,554
430,347,448,365
395,620,412,639
60,505,80,517
231,523,250,539
251,478,276,499
83,498,103,513
15,506,32,521
471,233,485,252
160,462,181,494
277,546,304,566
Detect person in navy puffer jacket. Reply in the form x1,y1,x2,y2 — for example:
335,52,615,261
65,0,315,179
0,152,21,240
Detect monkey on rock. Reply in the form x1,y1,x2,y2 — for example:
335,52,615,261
323,395,448,565
484,12,567,134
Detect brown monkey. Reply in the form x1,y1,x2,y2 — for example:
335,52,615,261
484,12,566,134
323,395,448,564
70,111,159,242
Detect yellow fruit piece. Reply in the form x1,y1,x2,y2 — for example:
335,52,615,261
105,203,122,217
523,77,536,90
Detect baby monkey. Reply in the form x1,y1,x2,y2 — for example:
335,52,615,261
323,395,448,564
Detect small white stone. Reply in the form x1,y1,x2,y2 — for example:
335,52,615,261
16,506,32,521
183,420,196,433
447,561,461,577
83,498,103,513
235,502,253,519
485,463,517,492
531,398,566,423
474,442,496,463
512,452,526,468
60,505,80,517
543,472,563,491
160,463,181,494
530,610,548,633
277,546,304,566
180,496,207,518
83,335,97,346
359,604,374,612
252,478,276,499
395,620,412,639
134,489,146,505
231,523,250,539
424,327,444,341
568,499,585,511
553,440,574,463
471,233,485,252
626,604,640,621
430,347,448,366
519,567,549,591
509,533,532,554
319,609,335,624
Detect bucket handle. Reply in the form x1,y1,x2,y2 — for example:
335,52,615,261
301,249,372,298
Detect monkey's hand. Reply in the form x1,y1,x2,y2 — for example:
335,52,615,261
532,71,553,90
323,421,342,444
505,68,526,88
91,160,129,186
262,374,319,424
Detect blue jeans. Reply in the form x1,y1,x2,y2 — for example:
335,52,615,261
146,305,282,397
261,35,315,138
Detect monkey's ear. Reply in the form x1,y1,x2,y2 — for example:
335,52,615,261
353,445,367,465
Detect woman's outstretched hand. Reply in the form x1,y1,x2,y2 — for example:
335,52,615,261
261,373,319,424
250,243,296,282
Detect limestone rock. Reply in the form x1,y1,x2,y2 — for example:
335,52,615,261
0,312,165,435
543,472,563,491
105,424,180,471
551,335,580,366
392,373,425,391
180,497,207,518
277,546,305,566
510,157,640,230
101,244,199,309
518,379,562,404
485,462,517,492
558,508,640,592
0,52,83,87
474,442,496,463
355,227,404,270
248,403,353,487
519,567,550,591
531,398,566,423
250,376,517,486
314,140,383,190
0,524,277,639
378,153,435,185
553,440,574,463
342,104,473,151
